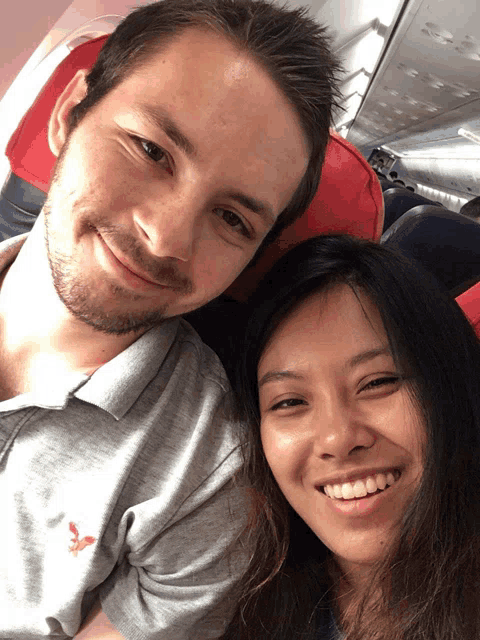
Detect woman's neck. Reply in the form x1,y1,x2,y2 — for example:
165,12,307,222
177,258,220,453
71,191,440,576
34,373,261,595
329,558,382,628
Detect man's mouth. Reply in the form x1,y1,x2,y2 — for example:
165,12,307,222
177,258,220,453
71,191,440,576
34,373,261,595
96,231,191,292
319,469,402,501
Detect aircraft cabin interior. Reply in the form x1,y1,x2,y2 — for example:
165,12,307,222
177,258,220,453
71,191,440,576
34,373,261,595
1,0,480,317
2,1,480,635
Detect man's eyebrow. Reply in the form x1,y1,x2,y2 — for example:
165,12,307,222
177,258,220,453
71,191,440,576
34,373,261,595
134,103,277,227
348,346,391,369
258,370,305,389
135,103,197,157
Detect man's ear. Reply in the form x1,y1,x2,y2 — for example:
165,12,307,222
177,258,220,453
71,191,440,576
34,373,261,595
48,69,89,157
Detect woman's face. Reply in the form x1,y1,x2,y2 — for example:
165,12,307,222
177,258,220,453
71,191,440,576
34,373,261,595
258,284,425,577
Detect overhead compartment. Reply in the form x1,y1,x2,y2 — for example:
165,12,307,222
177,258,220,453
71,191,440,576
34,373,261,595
345,0,480,200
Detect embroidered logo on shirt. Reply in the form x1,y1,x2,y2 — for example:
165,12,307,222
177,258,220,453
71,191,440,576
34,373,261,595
68,522,96,557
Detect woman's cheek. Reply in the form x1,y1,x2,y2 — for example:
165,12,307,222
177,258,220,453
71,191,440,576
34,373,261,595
261,420,308,480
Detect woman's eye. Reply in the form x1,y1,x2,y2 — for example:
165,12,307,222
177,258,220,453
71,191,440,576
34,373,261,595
215,208,252,239
270,398,306,411
362,376,400,392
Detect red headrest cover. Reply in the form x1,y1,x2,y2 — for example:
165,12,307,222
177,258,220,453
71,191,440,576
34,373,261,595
456,281,480,337
6,35,384,300
6,36,109,193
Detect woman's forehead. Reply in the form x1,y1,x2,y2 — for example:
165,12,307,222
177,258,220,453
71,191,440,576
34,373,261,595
258,284,390,375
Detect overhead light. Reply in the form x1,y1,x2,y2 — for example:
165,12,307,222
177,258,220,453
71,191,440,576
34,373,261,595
381,145,404,158
458,128,480,145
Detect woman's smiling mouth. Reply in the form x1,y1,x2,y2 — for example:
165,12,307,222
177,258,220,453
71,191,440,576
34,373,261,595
320,469,402,501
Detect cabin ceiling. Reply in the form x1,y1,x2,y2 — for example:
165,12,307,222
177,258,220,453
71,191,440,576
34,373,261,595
346,0,480,162
3,0,480,200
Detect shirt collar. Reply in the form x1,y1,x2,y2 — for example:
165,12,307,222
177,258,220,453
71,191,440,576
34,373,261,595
73,319,180,420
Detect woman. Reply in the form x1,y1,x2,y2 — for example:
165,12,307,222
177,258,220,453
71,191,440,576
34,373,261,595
223,234,480,640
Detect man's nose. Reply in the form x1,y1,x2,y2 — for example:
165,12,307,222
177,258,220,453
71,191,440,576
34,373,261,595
311,396,375,460
132,189,200,262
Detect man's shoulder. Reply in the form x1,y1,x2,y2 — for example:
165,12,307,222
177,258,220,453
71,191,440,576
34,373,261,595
173,317,232,391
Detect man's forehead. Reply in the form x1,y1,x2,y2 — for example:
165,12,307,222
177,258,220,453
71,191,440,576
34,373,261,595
98,28,308,222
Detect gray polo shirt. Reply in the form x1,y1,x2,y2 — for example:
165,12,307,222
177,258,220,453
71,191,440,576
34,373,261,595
0,235,249,639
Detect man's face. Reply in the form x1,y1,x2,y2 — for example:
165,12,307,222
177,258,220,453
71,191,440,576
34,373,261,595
44,27,308,334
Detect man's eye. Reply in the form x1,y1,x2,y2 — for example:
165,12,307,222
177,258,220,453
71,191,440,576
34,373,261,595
141,140,166,162
215,208,252,239
134,137,169,165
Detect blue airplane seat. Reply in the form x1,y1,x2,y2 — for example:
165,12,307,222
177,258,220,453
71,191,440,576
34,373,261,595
378,177,394,192
382,188,438,233
0,172,45,242
381,204,480,295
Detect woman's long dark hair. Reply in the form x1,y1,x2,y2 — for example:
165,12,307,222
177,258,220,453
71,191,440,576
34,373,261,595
222,234,480,640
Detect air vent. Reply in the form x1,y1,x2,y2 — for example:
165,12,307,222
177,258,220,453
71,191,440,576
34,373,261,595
421,73,444,89
422,23,453,45
397,63,419,77
384,86,399,96
402,96,420,106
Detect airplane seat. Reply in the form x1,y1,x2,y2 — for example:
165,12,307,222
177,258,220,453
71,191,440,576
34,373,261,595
382,188,438,233
381,203,445,243
0,36,110,240
0,172,45,241
381,204,480,296
456,280,480,338
1,35,384,371
379,177,394,192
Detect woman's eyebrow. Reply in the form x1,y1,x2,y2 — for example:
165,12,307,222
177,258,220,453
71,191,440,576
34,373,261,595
258,370,305,389
258,348,392,388
348,346,391,369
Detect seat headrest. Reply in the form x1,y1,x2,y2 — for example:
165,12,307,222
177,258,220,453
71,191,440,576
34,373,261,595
456,280,480,337
383,188,434,212
381,204,445,242
382,207,480,293
226,132,384,299
5,34,383,300
6,35,109,193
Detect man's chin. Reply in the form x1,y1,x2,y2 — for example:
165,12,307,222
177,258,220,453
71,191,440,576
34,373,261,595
65,303,169,335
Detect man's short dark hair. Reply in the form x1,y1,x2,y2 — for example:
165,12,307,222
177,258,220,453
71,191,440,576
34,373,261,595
460,196,480,221
67,0,342,244
389,171,398,180
393,179,405,187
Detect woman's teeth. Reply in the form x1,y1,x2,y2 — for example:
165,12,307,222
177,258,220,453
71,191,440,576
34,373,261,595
323,470,400,500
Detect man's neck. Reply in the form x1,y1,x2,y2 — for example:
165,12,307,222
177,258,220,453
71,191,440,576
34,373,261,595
0,218,146,398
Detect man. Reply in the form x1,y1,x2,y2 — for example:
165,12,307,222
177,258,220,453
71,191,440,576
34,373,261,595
0,1,340,638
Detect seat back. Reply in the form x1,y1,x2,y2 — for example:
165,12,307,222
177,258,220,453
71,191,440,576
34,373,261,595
382,188,436,233
381,205,480,294
381,203,444,243
3,35,384,301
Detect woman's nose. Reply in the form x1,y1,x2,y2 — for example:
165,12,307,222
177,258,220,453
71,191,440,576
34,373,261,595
311,398,376,460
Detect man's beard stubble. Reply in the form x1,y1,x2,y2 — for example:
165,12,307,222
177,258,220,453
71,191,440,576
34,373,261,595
43,144,192,336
